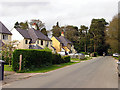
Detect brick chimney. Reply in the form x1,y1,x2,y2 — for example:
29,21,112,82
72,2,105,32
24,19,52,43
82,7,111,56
61,32,64,36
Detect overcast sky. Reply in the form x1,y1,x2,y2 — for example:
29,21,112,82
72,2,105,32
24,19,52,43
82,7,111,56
0,0,119,30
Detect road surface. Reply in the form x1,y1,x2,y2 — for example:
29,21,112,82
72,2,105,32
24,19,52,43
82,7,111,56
3,56,118,88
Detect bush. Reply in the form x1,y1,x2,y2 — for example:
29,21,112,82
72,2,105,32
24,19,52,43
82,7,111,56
52,54,63,64
80,52,88,55
52,54,70,64
12,49,52,72
91,52,98,57
62,56,70,63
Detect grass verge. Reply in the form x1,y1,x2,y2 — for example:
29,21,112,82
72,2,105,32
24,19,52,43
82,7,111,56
71,57,92,62
4,65,13,71
4,57,93,73
4,62,79,73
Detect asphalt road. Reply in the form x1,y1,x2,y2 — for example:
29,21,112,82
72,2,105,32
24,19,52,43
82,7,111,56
3,56,118,88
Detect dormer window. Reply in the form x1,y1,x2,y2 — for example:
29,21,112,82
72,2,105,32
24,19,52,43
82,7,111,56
2,35,8,40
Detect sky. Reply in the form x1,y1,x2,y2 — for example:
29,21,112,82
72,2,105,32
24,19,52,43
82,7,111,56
0,0,119,30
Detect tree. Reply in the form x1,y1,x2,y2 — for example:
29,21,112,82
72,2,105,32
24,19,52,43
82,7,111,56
106,14,119,54
52,22,62,37
14,22,20,28
19,22,29,29
62,25,78,42
2,40,18,66
14,21,28,30
89,18,108,55
41,28,48,36
79,25,88,52
29,19,45,30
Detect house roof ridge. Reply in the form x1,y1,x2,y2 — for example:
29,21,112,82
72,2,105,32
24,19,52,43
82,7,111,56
0,21,12,35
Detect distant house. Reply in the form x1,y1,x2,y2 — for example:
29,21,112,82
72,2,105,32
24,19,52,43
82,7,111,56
51,32,76,54
11,28,52,50
0,21,12,44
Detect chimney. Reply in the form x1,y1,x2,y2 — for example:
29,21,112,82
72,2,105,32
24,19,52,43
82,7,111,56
61,32,64,36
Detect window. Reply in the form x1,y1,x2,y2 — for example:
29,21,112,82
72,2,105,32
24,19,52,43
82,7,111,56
41,40,43,45
37,40,39,44
25,40,28,44
47,41,49,47
2,35,8,40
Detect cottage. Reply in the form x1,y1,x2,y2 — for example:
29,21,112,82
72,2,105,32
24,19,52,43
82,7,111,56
51,32,76,54
0,21,12,44
11,28,52,50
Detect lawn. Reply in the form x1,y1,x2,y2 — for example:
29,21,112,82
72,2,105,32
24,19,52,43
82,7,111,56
113,56,119,60
25,62,78,73
4,65,13,71
71,57,92,62
4,62,79,73
4,57,93,73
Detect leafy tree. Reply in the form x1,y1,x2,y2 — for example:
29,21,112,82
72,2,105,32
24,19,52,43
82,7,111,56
14,22,20,28
41,28,48,36
29,19,45,30
89,18,108,55
79,25,88,52
14,21,28,30
52,22,62,37
62,25,78,42
106,14,119,54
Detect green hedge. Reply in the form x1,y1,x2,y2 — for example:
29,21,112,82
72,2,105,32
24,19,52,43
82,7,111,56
52,54,70,64
91,52,98,57
80,52,88,55
12,49,52,72
62,56,70,63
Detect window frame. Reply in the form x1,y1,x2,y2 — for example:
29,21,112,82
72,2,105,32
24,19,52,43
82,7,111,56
25,39,28,44
2,34,8,40
41,40,43,45
37,40,39,44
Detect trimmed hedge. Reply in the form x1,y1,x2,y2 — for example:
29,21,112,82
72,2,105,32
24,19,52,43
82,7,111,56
91,52,98,57
12,49,52,72
12,49,71,72
52,54,70,64
62,56,70,63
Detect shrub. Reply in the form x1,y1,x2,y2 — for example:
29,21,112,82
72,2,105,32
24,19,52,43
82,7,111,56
91,52,98,57
12,49,52,72
62,56,70,63
52,54,63,64
52,54,70,64
80,52,88,55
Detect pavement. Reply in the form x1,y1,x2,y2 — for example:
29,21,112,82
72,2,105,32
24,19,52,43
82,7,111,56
2,56,118,88
2,71,42,85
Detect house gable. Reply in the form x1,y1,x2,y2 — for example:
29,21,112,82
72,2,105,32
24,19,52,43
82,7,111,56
11,28,24,41
0,21,12,35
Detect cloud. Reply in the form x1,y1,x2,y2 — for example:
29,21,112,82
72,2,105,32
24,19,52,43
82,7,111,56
0,0,119,30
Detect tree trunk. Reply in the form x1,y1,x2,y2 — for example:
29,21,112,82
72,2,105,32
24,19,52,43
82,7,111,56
85,44,87,52
94,43,96,52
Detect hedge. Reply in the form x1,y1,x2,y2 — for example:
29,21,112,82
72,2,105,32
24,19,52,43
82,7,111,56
12,49,71,72
12,49,52,72
91,52,98,57
52,54,70,64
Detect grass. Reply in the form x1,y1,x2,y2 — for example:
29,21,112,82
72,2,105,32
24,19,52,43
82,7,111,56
4,57,93,73
71,57,92,62
4,62,79,73
113,56,119,60
4,65,13,71
25,62,79,73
